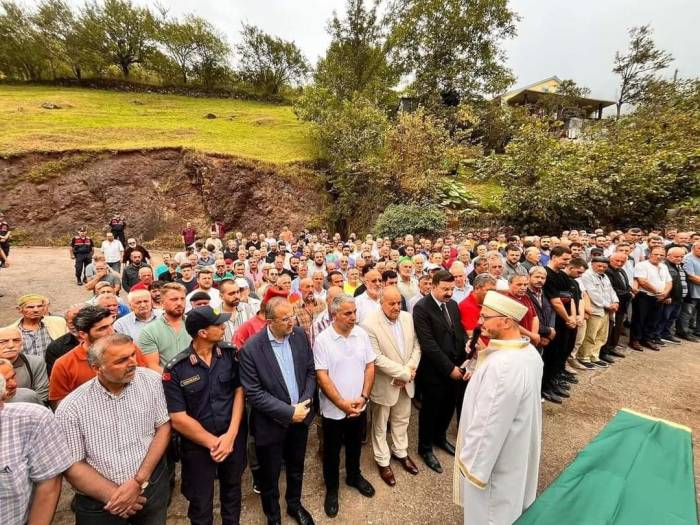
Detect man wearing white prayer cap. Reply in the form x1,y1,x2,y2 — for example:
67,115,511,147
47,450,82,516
454,291,544,525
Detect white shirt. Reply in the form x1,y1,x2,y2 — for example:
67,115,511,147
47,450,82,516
313,324,376,420
634,261,672,296
101,239,124,263
495,278,509,291
383,314,406,358
355,292,380,324
185,287,221,311
407,293,424,313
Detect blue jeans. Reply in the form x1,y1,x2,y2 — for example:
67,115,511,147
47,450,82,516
677,299,700,336
656,303,682,339
71,459,170,525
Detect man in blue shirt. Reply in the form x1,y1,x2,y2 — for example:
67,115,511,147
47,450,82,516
240,298,316,525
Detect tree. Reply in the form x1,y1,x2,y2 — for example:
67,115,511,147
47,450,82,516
81,0,157,78
0,1,47,80
159,15,228,85
374,204,446,238
538,79,592,120
236,24,309,95
613,25,673,118
387,0,518,104
314,0,398,106
31,0,73,79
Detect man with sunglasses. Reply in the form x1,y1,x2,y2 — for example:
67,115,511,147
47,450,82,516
455,291,543,525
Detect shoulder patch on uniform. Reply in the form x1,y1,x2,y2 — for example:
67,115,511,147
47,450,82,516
218,342,236,352
162,372,172,382
164,350,191,370
180,375,201,387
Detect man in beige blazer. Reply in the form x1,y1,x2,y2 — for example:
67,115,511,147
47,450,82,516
362,286,422,486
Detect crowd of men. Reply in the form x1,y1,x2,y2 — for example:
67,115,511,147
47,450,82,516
1,219,699,525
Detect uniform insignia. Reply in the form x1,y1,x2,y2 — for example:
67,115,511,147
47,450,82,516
162,372,171,382
216,346,222,357
189,354,198,365
180,375,201,387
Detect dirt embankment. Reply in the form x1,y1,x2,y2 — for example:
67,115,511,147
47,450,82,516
0,148,327,245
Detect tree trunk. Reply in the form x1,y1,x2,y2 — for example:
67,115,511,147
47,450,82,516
616,102,622,119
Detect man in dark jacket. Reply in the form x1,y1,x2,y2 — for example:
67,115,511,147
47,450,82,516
602,252,633,357
122,250,151,293
656,247,688,344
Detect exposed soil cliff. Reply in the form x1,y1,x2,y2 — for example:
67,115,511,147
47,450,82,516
0,148,327,245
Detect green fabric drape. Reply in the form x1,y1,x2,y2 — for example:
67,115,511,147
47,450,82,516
516,409,697,525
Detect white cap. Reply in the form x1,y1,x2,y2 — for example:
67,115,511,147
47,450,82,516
482,291,528,321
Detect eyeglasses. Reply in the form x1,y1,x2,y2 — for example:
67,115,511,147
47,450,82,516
479,313,507,321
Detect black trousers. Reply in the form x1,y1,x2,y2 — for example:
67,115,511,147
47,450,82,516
74,253,91,282
603,295,631,352
543,315,576,388
322,413,366,493
180,432,247,525
631,293,663,343
0,240,9,257
417,380,464,454
112,230,126,246
255,423,309,523
72,459,170,525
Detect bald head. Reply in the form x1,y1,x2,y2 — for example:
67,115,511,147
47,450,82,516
380,285,402,321
666,247,685,264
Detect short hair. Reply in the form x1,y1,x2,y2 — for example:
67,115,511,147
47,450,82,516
149,280,165,291
418,273,431,283
432,269,455,286
74,305,112,333
138,266,153,277
161,282,186,296
568,257,588,269
381,270,398,282
88,333,133,367
505,244,520,253
508,272,529,283
473,273,497,289
264,297,290,320
529,266,547,276
570,242,583,249
197,268,213,276
95,293,118,305
327,270,343,281
0,357,12,369
127,289,151,302
180,262,193,270
330,293,355,315
550,246,572,258
0,374,5,399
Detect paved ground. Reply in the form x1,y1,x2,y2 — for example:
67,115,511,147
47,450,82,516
1,247,699,524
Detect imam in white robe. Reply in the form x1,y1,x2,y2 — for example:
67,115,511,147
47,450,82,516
453,339,543,525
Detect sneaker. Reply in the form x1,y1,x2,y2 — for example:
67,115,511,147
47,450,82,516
577,359,596,370
568,358,588,370
678,333,700,342
564,364,579,375
652,338,667,346
592,360,609,368
659,336,682,345
599,354,616,364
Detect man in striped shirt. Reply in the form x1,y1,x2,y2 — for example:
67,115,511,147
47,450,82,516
57,334,171,524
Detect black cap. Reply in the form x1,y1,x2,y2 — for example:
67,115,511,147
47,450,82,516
591,256,610,264
185,306,231,337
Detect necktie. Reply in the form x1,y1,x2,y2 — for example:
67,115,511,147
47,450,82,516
441,303,452,327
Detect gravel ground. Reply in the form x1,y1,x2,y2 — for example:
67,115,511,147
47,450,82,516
1,247,698,524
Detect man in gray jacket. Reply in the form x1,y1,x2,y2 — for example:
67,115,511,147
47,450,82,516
577,257,619,367
0,325,49,403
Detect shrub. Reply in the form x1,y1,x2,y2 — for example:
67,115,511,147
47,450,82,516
373,204,446,238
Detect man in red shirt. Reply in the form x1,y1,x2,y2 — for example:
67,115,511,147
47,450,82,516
182,221,197,249
48,305,147,407
506,274,541,346
129,266,154,291
459,274,497,337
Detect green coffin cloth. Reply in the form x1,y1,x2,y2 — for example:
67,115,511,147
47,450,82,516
516,409,697,525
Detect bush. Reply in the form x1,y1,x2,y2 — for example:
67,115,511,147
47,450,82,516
373,204,446,238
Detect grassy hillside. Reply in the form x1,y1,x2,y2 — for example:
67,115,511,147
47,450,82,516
0,85,313,163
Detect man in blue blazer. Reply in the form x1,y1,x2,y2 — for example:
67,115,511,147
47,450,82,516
239,297,316,525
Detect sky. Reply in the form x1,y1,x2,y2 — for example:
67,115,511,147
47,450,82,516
55,0,700,102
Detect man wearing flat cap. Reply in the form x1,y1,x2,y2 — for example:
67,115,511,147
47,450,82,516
454,291,543,525
163,306,247,525
11,294,67,358
578,257,619,367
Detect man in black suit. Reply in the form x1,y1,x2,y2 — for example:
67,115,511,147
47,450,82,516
239,297,316,525
412,269,469,473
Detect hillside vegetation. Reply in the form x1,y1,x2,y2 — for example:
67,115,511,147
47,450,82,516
0,85,313,163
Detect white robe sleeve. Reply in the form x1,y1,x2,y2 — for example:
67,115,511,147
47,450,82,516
457,361,522,489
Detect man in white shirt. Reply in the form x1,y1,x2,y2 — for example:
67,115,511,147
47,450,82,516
450,261,473,304
630,246,672,351
314,294,376,518
185,268,221,311
397,258,418,301
578,257,619,366
113,289,161,341
355,269,382,323
101,232,124,273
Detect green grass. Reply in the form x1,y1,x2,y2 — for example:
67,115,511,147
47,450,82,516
0,84,313,163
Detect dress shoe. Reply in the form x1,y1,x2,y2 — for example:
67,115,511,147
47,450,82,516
577,359,596,369
641,340,660,351
678,333,699,342
324,492,338,518
287,506,315,525
628,340,644,352
608,348,626,358
592,360,609,368
652,337,667,346
434,440,455,456
553,380,570,391
420,451,443,473
660,335,682,345
347,475,375,497
392,454,419,475
542,390,563,404
550,384,570,398
599,354,615,364
560,370,576,380
561,374,579,384
377,464,396,486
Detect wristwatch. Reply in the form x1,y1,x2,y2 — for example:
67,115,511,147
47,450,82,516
360,394,369,402
134,476,149,493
